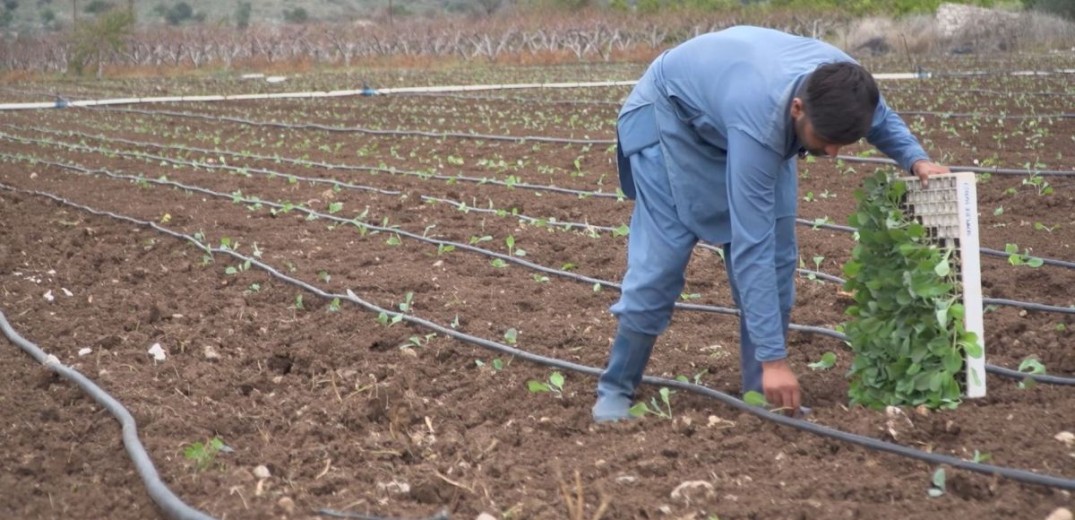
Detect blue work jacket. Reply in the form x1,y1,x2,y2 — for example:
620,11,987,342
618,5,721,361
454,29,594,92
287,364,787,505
616,25,929,361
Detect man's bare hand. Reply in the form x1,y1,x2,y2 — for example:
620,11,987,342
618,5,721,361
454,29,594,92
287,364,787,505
911,160,951,187
761,359,801,416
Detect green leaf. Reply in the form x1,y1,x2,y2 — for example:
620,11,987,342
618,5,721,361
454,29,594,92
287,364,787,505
548,371,565,390
628,402,649,417
808,351,837,370
658,387,671,405
1018,357,1046,375
527,380,550,393
931,467,946,490
743,391,768,407
935,305,949,328
934,259,950,277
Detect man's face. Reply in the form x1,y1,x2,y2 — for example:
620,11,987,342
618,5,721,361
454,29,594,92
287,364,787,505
791,98,848,158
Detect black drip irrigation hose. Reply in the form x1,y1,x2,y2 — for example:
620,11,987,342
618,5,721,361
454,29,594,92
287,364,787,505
7,145,1075,324
11,127,1075,277
4,183,1075,493
832,154,1075,177
86,106,1075,177
5,141,1075,321
798,217,1075,271
98,106,609,146
883,84,1075,98
4,157,1075,391
0,129,616,201
0,312,216,520
896,110,1075,119
69,106,1075,177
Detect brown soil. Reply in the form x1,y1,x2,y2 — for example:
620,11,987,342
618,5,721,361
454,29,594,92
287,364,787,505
2,61,1075,520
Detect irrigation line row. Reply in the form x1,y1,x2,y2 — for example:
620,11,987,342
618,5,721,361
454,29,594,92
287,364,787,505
0,128,614,200
798,218,1075,271
0,191,443,520
8,135,1075,315
4,154,1074,387
8,125,1075,277
304,92,1075,119
898,110,1075,120
425,197,1075,316
85,106,1075,177
0,312,214,520
882,84,1075,98
98,106,610,146
5,138,1074,314
3,183,1075,494
831,155,1075,177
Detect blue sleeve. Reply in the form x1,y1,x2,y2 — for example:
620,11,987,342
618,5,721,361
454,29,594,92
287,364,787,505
726,126,786,362
866,94,930,172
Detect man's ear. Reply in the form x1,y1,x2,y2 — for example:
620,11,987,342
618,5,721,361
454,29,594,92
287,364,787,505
790,97,805,119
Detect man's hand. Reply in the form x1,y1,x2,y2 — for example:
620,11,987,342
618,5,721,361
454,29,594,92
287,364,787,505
761,359,801,416
911,160,951,187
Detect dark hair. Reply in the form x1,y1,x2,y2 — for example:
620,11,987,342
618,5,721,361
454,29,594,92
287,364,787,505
800,62,880,144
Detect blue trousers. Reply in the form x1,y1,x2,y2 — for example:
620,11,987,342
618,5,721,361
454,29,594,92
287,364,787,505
609,144,797,393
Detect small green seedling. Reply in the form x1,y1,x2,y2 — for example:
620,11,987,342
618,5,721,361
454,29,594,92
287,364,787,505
970,450,991,463
377,292,413,326
505,235,527,257
808,352,837,371
743,391,768,407
1017,357,1046,389
328,298,341,312
475,358,505,372
1022,172,1053,196
404,333,436,349
527,371,565,397
184,437,225,471
629,387,674,419
675,369,708,385
1005,243,1044,267
503,328,518,345
928,467,946,498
